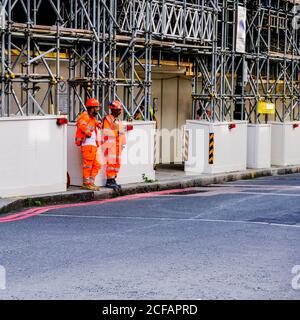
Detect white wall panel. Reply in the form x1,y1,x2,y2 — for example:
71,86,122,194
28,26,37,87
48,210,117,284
0,116,67,197
185,121,248,174
67,121,156,186
271,122,300,166
247,124,271,169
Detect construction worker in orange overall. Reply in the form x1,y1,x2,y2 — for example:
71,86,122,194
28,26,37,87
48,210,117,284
75,98,102,191
102,100,127,191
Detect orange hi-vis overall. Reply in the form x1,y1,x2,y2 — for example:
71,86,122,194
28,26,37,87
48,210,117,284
102,114,126,179
76,111,102,186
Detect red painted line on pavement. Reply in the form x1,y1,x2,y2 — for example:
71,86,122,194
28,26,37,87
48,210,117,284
0,208,37,220
0,208,46,223
0,208,42,222
0,188,190,223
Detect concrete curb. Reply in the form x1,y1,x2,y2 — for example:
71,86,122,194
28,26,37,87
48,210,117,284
115,165,300,197
1,165,300,215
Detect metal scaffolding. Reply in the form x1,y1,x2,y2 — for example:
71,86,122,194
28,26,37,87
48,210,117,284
0,0,299,123
244,0,300,123
193,0,300,123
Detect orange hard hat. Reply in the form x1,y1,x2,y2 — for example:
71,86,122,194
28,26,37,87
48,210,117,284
109,100,123,110
86,98,100,108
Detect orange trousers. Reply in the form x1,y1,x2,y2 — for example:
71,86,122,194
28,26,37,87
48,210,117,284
105,143,122,179
81,145,101,185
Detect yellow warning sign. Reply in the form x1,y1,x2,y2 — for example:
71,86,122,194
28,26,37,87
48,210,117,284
258,101,275,115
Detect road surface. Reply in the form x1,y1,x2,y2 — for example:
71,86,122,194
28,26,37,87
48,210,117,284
1,174,300,299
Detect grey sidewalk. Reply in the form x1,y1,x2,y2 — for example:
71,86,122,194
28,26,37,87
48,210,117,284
1,165,300,214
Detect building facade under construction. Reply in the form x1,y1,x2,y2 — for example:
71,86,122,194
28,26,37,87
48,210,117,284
1,0,300,198
0,0,299,121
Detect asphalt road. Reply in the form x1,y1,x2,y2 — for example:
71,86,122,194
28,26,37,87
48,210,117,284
1,174,300,299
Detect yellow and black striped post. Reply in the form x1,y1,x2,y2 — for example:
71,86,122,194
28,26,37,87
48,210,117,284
154,131,157,164
154,130,160,165
209,132,214,164
183,129,189,162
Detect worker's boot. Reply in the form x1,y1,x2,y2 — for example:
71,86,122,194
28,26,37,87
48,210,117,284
82,183,95,191
112,178,122,191
105,178,119,191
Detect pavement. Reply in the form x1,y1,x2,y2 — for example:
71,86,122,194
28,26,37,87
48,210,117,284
1,173,300,299
1,165,300,214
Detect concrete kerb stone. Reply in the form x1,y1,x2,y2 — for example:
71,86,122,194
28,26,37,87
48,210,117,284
0,198,27,214
1,165,300,215
0,190,95,215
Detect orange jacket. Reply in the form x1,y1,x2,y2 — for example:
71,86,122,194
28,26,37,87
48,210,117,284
101,114,126,150
75,111,101,147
